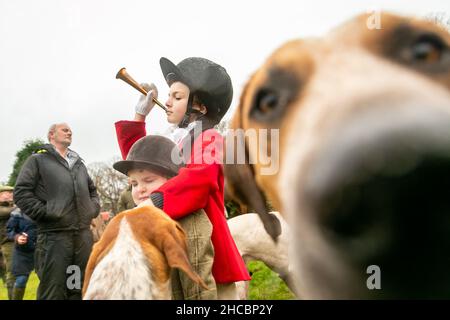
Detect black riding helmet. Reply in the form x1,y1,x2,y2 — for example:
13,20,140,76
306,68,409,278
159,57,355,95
160,57,233,128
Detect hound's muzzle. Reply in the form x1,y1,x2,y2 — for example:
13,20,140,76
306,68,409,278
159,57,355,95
299,104,450,298
277,13,450,298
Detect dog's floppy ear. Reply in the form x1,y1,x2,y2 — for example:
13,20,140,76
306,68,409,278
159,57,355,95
224,80,281,241
162,224,209,290
224,163,281,241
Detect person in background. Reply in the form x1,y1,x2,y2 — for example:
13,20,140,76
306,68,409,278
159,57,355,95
14,123,100,300
0,185,16,299
117,183,135,214
90,210,111,243
6,207,37,300
0,249,6,285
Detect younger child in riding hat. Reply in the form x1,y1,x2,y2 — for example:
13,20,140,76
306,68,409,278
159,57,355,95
113,135,216,299
115,57,250,299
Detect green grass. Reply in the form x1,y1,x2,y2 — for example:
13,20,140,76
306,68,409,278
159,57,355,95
0,272,39,300
0,263,295,300
247,261,296,300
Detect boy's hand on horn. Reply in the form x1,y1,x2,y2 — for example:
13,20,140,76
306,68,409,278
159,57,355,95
135,82,159,117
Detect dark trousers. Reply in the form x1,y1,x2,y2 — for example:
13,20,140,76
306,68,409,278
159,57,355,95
1,242,16,293
34,229,93,300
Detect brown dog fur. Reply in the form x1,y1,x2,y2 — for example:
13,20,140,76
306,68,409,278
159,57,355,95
82,206,207,299
225,12,450,298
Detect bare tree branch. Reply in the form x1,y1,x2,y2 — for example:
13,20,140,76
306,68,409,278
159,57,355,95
87,157,128,215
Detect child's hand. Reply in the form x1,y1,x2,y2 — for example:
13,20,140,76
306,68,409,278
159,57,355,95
135,83,159,117
137,198,154,208
16,233,28,245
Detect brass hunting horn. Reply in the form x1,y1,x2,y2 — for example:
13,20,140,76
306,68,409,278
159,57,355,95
116,67,167,112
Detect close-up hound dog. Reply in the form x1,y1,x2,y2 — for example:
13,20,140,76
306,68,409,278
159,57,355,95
225,12,450,299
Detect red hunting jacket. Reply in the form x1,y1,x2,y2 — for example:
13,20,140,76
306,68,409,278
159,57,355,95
115,120,250,283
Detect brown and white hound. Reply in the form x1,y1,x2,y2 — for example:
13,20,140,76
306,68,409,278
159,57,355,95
228,212,296,298
225,12,450,299
82,206,207,299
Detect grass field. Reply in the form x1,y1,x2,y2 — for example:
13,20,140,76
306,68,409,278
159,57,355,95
248,261,296,300
0,271,39,300
1,261,295,300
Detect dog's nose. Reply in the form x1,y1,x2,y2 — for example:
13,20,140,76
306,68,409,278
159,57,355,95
306,103,450,206
302,104,450,298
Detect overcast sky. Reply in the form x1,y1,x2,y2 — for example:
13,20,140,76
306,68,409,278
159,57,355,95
1,0,449,183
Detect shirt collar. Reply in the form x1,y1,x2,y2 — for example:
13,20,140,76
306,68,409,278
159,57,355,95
50,144,78,159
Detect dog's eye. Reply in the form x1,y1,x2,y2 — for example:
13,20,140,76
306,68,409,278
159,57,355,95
256,90,279,114
393,32,450,73
384,25,450,75
409,34,445,64
249,68,300,123
250,89,286,122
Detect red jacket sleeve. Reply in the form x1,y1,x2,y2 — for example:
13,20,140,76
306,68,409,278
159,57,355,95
115,120,147,159
153,130,224,220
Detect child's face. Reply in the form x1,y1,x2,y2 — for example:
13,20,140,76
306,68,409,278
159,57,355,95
128,168,168,205
165,82,189,124
0,191,13,203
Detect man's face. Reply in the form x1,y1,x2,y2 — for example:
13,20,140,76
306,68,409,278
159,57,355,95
0,191,13,203
52,124,72,147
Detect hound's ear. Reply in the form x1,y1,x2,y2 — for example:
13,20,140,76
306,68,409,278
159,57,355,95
224,162,281,240
223,126,281,240
162,225,209,290
224,77,281,240
224,161,266,215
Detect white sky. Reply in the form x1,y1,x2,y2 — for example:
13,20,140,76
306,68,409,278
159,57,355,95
1,0,449,183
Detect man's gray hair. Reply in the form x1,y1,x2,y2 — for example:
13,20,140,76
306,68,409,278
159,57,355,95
47,124,57,142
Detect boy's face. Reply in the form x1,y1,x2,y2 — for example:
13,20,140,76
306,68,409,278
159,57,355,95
165,82,189,124
128,168,168,205
0,191,13,203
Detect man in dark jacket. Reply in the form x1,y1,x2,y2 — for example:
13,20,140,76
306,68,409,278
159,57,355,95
14,123,100,300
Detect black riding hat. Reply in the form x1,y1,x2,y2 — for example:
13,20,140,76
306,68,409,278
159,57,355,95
160,57,233,126
113,135,184,178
